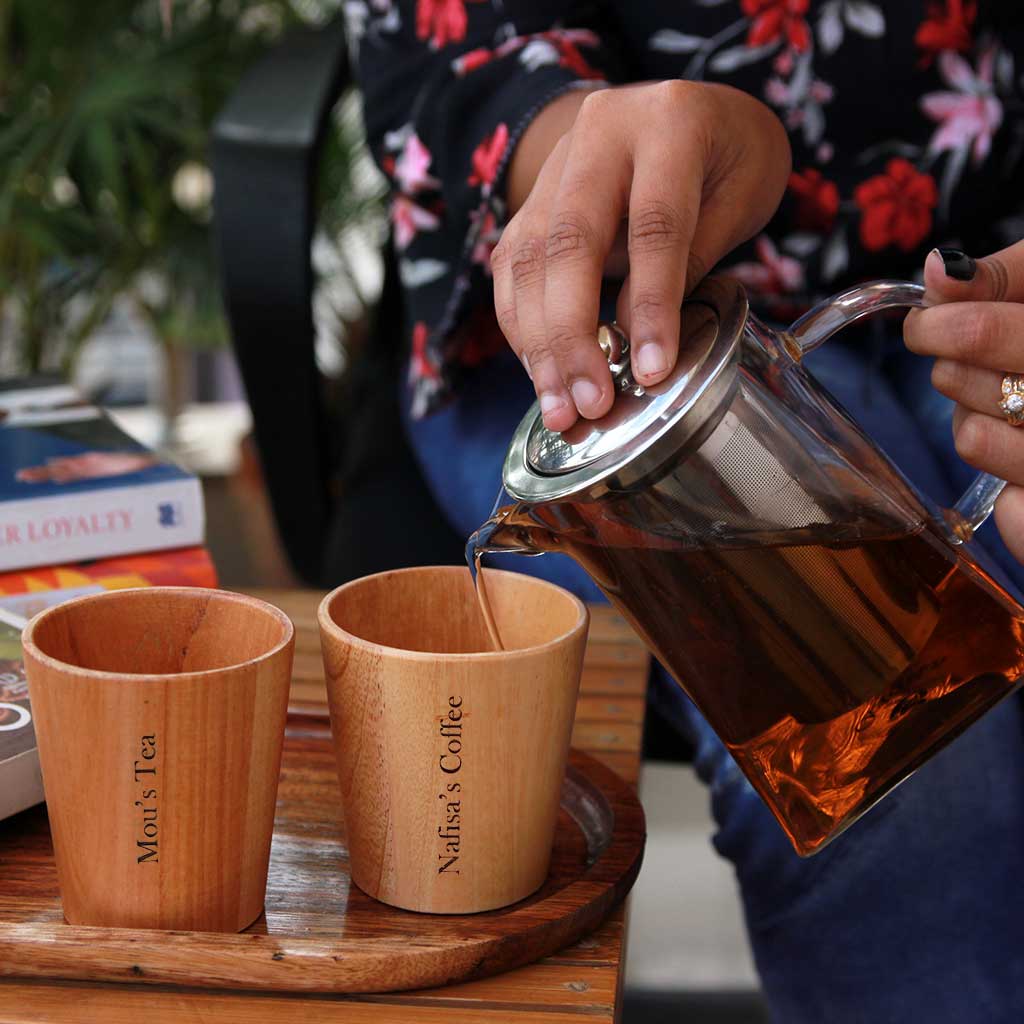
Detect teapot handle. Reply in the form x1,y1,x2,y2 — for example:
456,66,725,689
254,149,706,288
786,279,1006,541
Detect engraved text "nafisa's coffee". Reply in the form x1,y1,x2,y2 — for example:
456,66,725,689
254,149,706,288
437,695,463,875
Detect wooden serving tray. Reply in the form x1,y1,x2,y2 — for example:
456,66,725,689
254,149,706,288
0,723,645,994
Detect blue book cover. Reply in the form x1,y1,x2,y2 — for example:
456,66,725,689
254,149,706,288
0,379,204,571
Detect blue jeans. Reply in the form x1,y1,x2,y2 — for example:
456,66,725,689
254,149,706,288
402,340,1024,1023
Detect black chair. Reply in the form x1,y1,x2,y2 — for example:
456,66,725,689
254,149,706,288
210,22,464,588
210,23,691,762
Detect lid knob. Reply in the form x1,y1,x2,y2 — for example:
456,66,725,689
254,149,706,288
597,324,645,397
505,276,748,501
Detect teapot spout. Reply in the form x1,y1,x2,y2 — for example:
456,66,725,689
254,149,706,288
466,504,543,562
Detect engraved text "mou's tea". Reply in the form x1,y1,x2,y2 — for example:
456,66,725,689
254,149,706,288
134,734,159,863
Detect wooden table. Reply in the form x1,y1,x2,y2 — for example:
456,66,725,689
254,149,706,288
0,590,649,1024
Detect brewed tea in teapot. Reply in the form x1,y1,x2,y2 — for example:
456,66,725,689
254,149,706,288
470,277,1024,855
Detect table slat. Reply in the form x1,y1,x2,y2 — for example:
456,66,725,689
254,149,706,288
0,982,614,1024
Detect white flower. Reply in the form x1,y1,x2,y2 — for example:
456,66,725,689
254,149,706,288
171,162,213,212
921,48,1004,165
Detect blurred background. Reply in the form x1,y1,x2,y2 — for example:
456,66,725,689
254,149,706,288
1,0,386,587
0,3,768,1018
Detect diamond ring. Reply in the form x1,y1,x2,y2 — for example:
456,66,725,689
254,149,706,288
1000,373,1024,426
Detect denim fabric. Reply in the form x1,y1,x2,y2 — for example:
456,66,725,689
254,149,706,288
401,340,1024,1023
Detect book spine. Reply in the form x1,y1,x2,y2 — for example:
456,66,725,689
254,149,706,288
0,607,27,629
0,548,219,619
0,546,217,596
0,478,205,572
0,749,44,823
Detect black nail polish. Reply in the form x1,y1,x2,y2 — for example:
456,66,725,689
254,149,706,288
936,248,977,281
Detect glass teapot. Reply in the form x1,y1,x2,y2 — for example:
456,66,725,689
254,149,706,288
474,276,1024,856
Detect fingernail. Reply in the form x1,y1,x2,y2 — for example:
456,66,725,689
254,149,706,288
636,342,666,378
521,352,532,379
570,379,601,413
935,247,976,282
539,392,566,417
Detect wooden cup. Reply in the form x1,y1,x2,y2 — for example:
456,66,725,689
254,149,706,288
317,566,589,914
21,587,295,932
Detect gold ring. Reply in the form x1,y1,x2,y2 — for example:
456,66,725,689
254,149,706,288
1000,373,1024,426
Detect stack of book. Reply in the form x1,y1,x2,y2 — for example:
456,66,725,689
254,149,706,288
0,378,216,822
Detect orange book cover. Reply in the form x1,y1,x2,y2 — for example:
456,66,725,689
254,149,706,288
0,546,218,620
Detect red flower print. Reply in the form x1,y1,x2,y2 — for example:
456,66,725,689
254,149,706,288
915,0,976,66
454,307,507,368
416,0,472,49
453,46,494,75
725,236,804,296
393,132,439,194
773,49,794,75
741,0,811,53
788,168,839,232
549,34,603,79
454,29,602,79
854,158,938,252
410,321,440,381
470,209,501,272
391,196,441,249
468,123,509,193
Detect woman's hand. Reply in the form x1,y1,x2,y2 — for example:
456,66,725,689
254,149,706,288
491,81,791,432
903,241,1024,562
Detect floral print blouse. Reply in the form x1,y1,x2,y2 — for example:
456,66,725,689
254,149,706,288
343,1,1024,417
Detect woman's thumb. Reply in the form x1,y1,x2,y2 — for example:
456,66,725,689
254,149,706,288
923,240,1024,305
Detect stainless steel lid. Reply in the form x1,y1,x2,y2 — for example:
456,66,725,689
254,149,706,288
502,275,749,503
